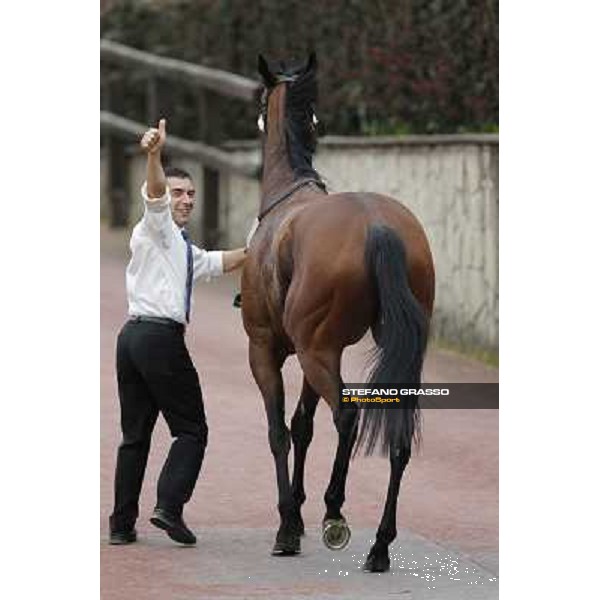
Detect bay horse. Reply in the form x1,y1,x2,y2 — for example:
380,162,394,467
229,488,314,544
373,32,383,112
241,53,435,573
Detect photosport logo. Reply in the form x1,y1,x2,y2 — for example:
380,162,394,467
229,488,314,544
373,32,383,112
340,384,499,409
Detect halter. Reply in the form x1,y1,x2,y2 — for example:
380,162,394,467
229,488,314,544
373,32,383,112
275,74,299,84
245,178,327,249
258,178,326,222
250,71,325,244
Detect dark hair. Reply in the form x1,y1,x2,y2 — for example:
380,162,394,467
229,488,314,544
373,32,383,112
285,66,321,181
164,166,193,181
263,57,321,182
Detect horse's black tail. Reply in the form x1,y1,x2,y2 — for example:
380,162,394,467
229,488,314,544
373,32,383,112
356,225,429,456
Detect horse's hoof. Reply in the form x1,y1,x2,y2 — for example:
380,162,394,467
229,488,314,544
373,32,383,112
363,549,390,572
322,519,351,550
271,533,301,556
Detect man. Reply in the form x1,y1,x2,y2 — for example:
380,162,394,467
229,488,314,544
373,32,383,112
109,118,247,545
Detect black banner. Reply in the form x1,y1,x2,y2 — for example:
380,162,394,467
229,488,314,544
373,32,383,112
339,383,499,409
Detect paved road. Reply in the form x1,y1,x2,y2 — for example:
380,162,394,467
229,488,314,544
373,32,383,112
100,225,498,599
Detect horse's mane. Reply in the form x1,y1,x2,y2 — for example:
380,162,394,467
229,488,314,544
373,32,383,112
283,66,323,182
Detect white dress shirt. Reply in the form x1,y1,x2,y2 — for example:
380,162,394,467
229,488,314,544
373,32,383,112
126,183,224,324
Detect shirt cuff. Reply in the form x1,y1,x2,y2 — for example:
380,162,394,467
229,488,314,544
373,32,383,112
141,181,171,212
212,251,224,277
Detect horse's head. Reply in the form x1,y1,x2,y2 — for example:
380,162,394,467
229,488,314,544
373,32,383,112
258,53,316,88
257,53,320,178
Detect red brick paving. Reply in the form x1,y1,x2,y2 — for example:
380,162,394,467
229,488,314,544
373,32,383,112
100,224,498,598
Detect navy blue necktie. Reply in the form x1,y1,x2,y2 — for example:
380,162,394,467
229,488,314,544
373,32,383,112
181,229,193,323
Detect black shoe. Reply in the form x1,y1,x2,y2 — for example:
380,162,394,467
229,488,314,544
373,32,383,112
150,508,196,545
109,529,137,545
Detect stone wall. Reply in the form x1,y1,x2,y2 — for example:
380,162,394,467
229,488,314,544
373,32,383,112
221,135,499,353
100,134,498,353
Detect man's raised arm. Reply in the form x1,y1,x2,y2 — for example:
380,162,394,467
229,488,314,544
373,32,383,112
141,118,167,199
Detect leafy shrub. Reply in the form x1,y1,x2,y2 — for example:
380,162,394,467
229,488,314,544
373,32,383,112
101,0,498,138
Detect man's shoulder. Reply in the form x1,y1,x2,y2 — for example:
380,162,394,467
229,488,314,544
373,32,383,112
130,220,145,239
131,216,179,249
128,221,145,250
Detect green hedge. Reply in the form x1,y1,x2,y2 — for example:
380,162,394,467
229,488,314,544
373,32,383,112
101,0,498,139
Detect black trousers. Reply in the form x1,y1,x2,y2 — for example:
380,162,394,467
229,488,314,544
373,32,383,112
109,319,208,532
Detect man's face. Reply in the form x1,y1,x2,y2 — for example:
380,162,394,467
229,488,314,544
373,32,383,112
168,176,196,227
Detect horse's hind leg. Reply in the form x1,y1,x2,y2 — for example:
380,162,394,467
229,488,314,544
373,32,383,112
290,377,319,535
248,341,299,556
364,441,411,572
297,349,358,548
323,398,358,522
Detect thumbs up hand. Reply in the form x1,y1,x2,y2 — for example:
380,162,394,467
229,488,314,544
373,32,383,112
140,118,167,155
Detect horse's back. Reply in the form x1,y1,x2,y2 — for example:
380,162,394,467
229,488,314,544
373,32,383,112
298,192,430,252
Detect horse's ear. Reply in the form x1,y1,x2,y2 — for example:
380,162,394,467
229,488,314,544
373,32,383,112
304,51,317,74
258,54,276,87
